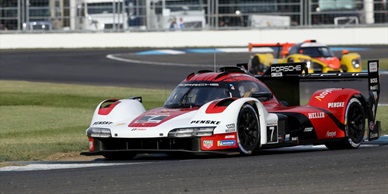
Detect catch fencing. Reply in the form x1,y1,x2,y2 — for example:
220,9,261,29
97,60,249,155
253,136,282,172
0,0,387,32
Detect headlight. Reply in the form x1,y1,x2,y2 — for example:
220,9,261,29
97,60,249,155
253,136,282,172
352,58,361,68
168,127,215,137
86,128,111,138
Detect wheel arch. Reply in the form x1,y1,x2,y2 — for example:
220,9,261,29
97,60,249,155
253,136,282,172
308,88,364,123
196,98,269,146
91,98,146,126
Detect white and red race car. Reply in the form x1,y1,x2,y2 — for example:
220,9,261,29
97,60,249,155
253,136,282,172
81,60,381,159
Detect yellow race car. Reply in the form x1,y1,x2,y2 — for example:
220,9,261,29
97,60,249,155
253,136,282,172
248,40,362,74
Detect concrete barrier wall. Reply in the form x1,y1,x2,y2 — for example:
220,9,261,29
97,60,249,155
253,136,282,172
0,27,387,49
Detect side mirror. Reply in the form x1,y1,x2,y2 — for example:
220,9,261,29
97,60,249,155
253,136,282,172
130,96,142,103
250,91,273,102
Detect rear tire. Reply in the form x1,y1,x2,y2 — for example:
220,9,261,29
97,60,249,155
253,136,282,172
325,98,365,150
103,152,137,160
237,104,260,155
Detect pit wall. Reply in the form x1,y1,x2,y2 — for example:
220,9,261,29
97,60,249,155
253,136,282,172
0,27,387,49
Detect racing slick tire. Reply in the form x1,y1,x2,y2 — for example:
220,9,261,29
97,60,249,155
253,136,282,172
237,104,260,155
341,65,348,72
103,152,137,160
325,98,366,150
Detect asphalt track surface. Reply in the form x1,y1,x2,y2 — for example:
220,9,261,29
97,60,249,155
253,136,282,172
1,144,388,194
0,46,388,193
0,46,387,103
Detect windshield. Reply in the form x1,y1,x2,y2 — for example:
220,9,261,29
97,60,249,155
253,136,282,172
164,83,231,108
300,47,335,57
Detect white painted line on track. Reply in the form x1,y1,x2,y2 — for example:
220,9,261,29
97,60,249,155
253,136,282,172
2,136,386,172
0,162,139,172
156,50,186,54
107,54,213,67
136,49,186,55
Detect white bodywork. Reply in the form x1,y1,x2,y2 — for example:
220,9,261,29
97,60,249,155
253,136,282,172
89,97,280,147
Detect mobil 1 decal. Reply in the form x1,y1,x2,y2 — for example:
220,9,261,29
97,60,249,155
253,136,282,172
368,60,380,95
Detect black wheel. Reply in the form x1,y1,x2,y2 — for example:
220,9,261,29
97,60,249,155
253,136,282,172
103,152,137,160
313,63,323,73
250,55,260,74
325,98,365,150
237,104,260,155
341,65,348,72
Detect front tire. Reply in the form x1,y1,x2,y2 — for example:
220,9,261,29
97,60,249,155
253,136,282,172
237,104,260,155
325,98,365,150
341,65,348,72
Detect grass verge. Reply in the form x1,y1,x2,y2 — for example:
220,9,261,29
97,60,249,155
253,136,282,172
0,80,386,162
0,81,169,162
362,58,388,70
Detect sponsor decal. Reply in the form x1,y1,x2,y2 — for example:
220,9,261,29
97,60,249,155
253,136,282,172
191,120,221,125
226,123,235,128
369,121,375,130
229,84,235,90
225,123,236,132
271,65,302,72
369,62,378,72
93,121,113,125
370,133,378,139
266,121,277,126
308,112,325,119
304,127,314,132
285,134,290,141
326,131,337,138
370,85,379,90
179,83,219,87
136,115,168,123
131,128,146,131
328,102,345,108
203,140,213,149
315,89,332,101
225,135,235,139
370,78,378,84
271,72,283,77
225,129,235,133
217,140,236,146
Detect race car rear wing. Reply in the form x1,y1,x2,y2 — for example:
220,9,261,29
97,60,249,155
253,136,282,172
253,60,380,141
248,42,295,58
